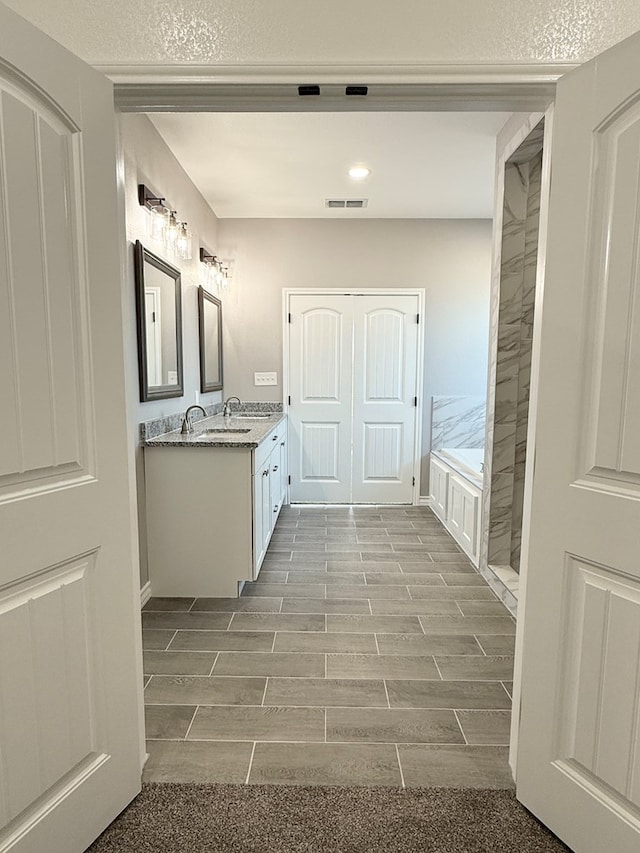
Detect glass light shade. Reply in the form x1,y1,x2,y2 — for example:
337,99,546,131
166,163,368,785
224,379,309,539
146,205,167,242
205,261,218,290
177,223,192,260
164,211,179,254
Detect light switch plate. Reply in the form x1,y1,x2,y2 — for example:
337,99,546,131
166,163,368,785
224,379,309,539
254,371,278,386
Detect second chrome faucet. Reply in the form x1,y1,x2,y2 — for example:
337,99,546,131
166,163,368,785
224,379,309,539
222,396,241,417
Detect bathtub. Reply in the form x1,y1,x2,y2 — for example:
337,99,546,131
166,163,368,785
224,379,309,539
435,447,484,484
429,448,484,566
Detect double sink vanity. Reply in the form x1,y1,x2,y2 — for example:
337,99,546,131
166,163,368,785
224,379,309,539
144,407,287,597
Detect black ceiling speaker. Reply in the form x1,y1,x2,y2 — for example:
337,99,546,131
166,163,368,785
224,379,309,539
298,85,320,96
345,85,368,96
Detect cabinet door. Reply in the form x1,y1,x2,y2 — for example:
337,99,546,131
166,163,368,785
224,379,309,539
253,465,270,577
260,463,272,557
429,457,449,520
278,433,288,505
447,475,480,563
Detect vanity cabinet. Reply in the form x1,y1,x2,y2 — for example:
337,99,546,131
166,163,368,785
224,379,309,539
145,415,287,597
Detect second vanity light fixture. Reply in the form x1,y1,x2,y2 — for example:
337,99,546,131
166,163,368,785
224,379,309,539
138,183,192,260
199,246,231,291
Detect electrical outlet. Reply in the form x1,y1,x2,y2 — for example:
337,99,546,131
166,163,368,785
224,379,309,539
254,371,278,386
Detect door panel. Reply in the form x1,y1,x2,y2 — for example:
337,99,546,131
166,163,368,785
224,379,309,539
288,296,353,502
352,296,419,502
0,6,143,852
300,422,342,481
0,81,90,490
516,28,640,852
302,309,343,400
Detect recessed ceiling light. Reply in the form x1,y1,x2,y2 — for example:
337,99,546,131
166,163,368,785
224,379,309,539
348,166,371,180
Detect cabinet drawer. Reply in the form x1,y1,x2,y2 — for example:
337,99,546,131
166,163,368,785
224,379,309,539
253,423,284,474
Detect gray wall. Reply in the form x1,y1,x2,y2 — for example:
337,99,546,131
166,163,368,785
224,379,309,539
217,217,492,492
120,114,222,588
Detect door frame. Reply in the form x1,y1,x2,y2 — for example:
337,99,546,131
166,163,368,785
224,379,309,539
283,288,426,505
108,69,560,776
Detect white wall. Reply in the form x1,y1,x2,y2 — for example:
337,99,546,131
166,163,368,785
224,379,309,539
217,218,492,489
6,0,640,66
120,113,222,587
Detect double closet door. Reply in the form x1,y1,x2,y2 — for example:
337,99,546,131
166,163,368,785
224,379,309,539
288,292,421,503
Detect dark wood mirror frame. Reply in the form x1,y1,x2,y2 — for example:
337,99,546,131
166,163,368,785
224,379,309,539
134,240,184,402
198,286,223,393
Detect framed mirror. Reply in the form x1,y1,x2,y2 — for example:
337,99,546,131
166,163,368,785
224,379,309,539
134,240,184,401
198,286,223,393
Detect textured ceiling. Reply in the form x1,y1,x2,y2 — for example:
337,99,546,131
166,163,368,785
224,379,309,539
4,0,640,65
148,111,512,219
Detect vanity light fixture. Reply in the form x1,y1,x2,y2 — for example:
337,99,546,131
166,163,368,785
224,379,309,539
200,246,232,291
139,183,192,259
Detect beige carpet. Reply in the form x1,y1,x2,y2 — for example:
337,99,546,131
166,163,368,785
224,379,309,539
88,784,570,852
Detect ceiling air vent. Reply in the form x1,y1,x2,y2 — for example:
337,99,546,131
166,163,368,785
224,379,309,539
325,199,368,209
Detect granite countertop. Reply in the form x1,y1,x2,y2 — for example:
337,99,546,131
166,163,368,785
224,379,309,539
144,411,287,449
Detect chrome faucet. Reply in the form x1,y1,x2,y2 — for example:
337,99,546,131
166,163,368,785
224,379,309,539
222,396,241,417
180,404,207,434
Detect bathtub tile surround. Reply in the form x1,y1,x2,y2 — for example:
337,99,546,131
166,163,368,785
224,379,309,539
481,116,545,587
430,396,486,451
142,505,515,787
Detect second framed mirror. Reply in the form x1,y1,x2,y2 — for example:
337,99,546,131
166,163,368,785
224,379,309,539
198,286,223,393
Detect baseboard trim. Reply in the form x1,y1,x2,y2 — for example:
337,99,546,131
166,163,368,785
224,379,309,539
418,496,432,507
140,581,152,608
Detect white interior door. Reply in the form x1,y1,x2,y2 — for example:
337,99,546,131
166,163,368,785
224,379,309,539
0,6,143,853
516,30,640,853
352,294,419,502
288,292,421,503
288,294,354,502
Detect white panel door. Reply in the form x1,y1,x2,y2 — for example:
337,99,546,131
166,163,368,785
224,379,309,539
516,30,640,853
352,295,419,502
0,6,142,853
288,295,354,502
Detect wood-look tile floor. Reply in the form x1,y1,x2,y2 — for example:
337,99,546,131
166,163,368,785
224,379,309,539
142,506,515,788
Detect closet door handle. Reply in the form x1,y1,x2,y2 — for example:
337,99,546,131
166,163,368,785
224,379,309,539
280,441,285,446
272,434,278,441
262,468,269,477
272,465,278,472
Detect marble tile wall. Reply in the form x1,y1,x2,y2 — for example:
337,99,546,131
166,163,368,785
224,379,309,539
510,150,542,571
481,118,544,579
430,396,486,450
